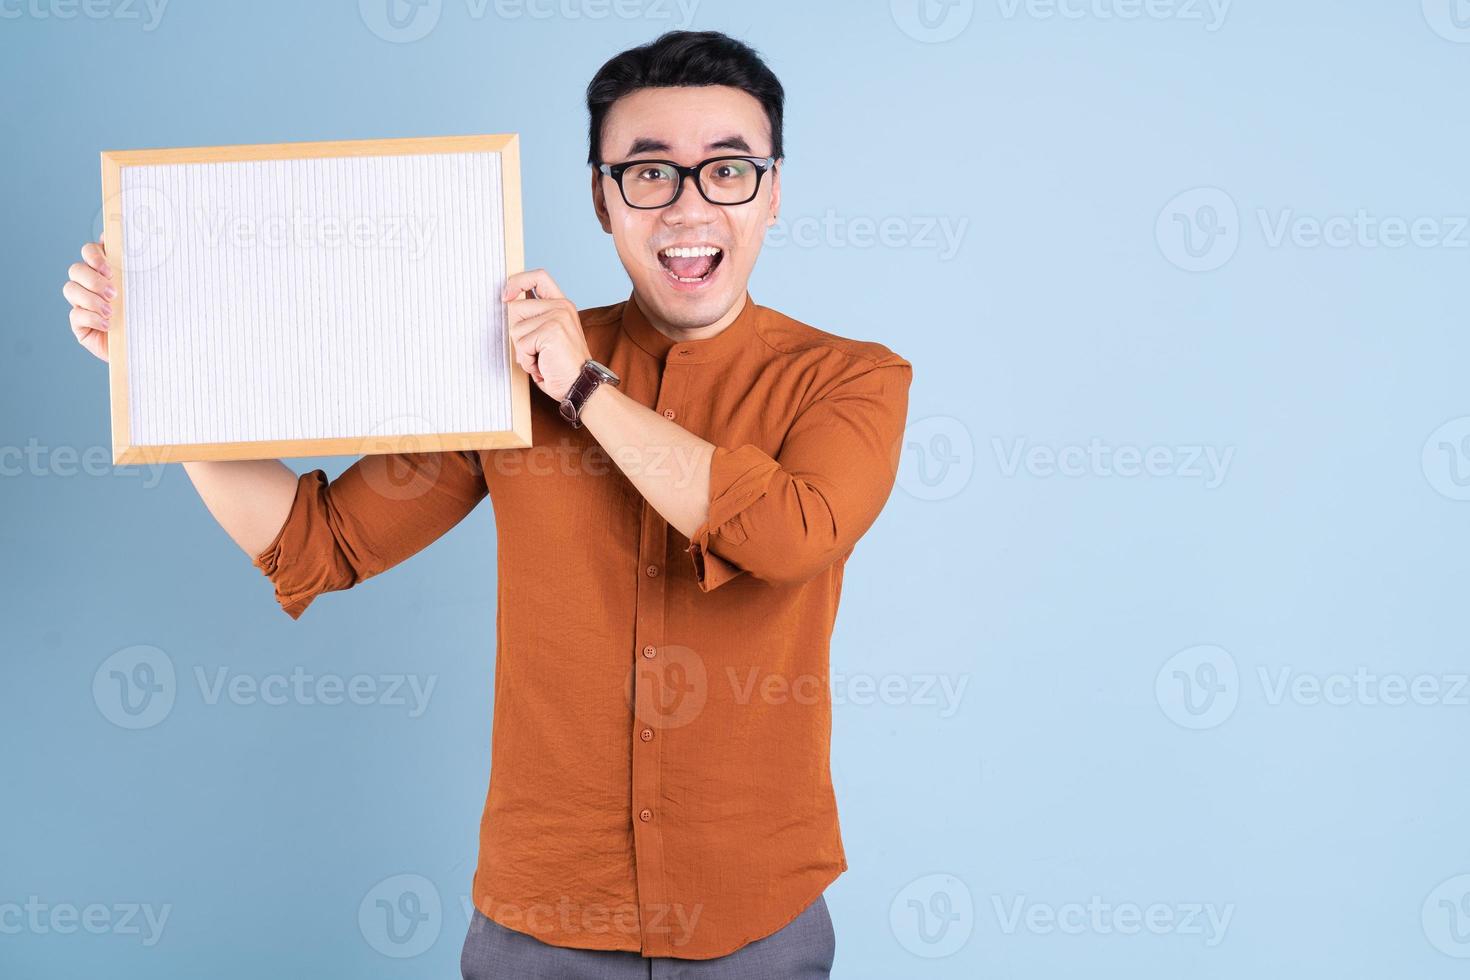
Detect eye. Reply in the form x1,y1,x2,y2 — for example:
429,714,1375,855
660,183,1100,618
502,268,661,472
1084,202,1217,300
634,166,671,182
709,162,749,180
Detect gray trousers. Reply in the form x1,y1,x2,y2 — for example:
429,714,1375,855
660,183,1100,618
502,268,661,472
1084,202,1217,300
460,894,835,979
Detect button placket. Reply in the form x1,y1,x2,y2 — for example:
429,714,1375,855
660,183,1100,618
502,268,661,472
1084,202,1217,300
628,353,690,952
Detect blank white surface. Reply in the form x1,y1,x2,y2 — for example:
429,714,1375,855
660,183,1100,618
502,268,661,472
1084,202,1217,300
119,151,511,447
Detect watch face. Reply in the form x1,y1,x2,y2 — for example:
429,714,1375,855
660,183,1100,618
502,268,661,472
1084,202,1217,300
586,359,619,384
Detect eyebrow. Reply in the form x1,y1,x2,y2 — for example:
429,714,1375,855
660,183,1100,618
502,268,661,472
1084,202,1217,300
624,134,755,156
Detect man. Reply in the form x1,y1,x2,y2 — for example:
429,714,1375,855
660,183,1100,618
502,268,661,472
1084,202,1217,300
63,30,912,979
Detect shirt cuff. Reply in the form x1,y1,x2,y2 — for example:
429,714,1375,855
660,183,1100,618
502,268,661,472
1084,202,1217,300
251,470,324,620
685,444,782,593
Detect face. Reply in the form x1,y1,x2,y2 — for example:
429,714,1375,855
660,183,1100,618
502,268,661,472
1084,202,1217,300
592,85,781,333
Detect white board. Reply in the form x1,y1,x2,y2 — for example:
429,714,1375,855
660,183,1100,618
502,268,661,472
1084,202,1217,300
100,134,531,464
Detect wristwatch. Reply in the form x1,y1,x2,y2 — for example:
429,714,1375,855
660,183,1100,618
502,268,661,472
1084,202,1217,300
559,358,620,428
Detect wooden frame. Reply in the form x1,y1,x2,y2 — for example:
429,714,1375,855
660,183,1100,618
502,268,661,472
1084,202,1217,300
99,134,531,465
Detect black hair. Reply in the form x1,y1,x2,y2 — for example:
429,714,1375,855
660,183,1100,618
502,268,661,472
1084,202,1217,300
585,30,785,167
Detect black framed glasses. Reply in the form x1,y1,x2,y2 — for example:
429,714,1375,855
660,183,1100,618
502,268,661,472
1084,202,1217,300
597,155,777,210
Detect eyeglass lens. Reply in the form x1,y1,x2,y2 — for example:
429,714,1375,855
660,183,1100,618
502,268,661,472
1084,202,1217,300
620,158,761,208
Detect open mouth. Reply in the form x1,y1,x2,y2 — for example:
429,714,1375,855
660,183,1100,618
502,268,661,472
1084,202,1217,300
656,244,724,285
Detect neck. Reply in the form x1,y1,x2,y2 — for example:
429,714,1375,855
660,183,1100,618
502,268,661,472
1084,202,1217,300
633,290,747,343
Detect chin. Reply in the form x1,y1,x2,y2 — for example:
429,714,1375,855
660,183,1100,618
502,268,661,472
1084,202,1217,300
645,281,743,330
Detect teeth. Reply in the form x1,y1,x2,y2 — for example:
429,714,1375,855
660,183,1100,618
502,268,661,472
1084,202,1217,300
660,245,722,258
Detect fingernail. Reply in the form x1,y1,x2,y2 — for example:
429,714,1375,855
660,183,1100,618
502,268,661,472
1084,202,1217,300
104,286,117,299
99,264,112,277
103,303,113,316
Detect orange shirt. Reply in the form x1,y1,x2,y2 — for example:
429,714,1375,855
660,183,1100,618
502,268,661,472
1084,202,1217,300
252,290,913,958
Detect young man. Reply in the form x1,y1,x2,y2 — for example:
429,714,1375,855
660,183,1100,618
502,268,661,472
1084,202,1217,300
63,30,912,979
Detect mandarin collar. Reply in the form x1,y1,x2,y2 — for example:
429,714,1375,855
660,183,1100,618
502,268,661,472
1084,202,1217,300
619,289,759,366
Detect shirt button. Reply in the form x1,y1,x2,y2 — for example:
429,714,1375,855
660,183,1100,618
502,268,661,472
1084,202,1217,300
640,728,654,742
662,408,676,420
642,645,657,659
677,348,692,356
638,808,653,822
645,564,659,577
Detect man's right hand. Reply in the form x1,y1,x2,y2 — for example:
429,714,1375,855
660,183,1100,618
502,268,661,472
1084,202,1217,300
64,241,114,363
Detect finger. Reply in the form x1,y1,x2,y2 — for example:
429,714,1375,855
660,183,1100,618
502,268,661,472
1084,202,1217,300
70,307,110,335
68,261,115,300
511,339,544,383
509,316,558,357
502,268,564,303
516,350,544,384
508,309,569,344
63,280,111,317
505,298,572,328
509,321,553,382
70,311,110,362
81,241,111,278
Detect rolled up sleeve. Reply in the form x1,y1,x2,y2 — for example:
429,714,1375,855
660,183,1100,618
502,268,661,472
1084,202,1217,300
685,352,913,591
253,449,487,619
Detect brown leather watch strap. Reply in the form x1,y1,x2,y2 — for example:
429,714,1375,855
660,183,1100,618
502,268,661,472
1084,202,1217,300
559,359,620,428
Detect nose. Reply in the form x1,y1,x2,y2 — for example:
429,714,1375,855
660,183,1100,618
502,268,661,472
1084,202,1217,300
662,171,720,226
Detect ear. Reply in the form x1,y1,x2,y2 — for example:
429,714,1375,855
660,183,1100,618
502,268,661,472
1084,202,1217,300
767,159,782,227
591,168,612,234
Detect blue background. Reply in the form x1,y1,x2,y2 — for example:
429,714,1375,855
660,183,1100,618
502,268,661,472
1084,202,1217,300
4,0,1470,976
